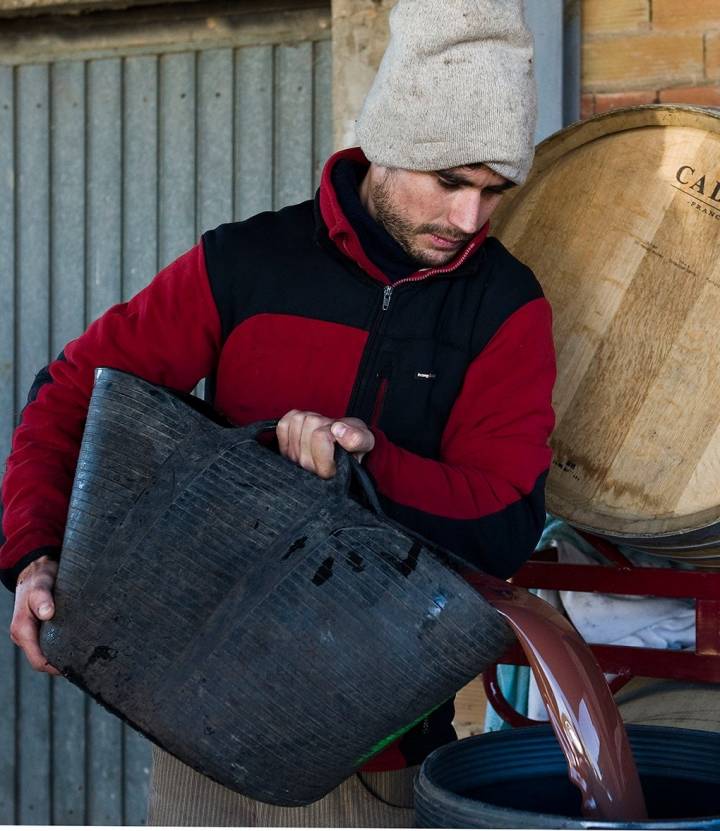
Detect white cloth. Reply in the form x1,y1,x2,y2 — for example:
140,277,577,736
527,539,695,722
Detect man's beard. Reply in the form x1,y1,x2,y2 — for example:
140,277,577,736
371,173,472,267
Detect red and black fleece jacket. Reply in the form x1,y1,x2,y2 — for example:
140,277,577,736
1,147,555,766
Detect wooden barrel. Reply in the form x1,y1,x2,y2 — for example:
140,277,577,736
492,105,720,567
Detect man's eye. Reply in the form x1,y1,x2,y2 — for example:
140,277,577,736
437,177,459,190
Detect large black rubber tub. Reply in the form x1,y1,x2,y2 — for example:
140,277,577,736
40,368,513,807
415,724,720,829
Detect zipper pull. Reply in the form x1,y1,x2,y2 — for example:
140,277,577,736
382,285,393,311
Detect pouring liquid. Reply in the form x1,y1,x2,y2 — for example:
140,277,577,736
467,572,648,822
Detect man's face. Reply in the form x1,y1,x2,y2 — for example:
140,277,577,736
360,163,514,268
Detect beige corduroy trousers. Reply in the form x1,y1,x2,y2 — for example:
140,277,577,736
147,678,720,827
147,746,417,827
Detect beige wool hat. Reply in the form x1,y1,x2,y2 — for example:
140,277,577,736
355,0,537,185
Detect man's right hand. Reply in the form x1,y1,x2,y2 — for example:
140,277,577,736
10,555,61,675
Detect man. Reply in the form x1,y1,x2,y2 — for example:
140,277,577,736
1,0,555,826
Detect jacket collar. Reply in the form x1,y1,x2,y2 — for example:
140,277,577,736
317,147,489,286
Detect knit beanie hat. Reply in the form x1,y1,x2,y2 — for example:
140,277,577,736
355,0,537,184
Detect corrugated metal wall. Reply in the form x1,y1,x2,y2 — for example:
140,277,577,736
0,0,576,823
0,6,331,824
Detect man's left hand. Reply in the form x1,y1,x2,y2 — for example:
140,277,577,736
277,411,375,479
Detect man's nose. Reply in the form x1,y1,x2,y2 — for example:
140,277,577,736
447,191,485,235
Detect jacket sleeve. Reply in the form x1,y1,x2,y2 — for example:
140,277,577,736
364,297,556,579
0,243,222,591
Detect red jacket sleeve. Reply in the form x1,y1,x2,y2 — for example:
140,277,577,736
364,297,556,578
0,243,222,590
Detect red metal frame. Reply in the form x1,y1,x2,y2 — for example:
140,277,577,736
477,533,720,727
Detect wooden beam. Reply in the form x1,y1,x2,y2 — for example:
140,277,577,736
0,0,194,17
0,0,320,17
0,1,331,65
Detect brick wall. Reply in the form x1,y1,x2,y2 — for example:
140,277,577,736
582,0,720,118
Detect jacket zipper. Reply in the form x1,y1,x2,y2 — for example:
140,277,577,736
349,241,481,421
380,242,479,313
